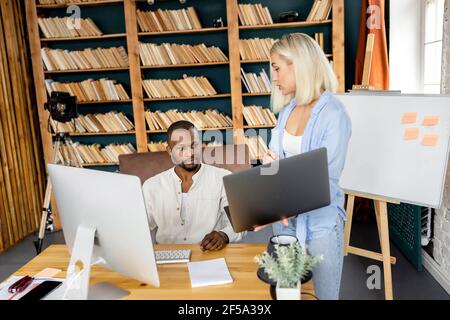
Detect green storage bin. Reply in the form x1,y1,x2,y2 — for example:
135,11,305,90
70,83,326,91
387,203,423,271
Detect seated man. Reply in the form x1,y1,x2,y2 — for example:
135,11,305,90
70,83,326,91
143,120,244,251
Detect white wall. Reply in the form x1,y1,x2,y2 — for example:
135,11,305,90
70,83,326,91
390,0,423,93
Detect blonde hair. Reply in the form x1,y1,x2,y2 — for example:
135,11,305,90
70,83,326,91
270,33,338,113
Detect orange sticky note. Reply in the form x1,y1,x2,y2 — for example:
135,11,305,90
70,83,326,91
422,134,439,146
422,116,439,126
401,112,417,124
403,128,419,140
34,267,62,278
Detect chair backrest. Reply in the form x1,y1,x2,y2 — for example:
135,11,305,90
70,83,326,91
119,144,252,184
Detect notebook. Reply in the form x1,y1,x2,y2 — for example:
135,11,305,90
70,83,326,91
187,258,233,288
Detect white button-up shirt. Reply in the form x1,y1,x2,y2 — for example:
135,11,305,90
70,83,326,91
142,164,244,244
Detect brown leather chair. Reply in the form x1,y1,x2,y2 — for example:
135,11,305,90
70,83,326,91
119,144,252,184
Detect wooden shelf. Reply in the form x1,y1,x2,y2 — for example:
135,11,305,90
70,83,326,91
36,1,123,9
40,33,127,42
138,27,228,37
241,54,332,64
239,20,332,30
77,99,133,105
146,127,233,133
44,67,129,74
244,125,275,129
82,162,119,167
242,92,271,97
141,61,229,69
144,94,231,102
52,131,135,136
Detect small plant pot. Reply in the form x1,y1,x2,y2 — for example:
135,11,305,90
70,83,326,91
274,282,301,300
268,271,312,300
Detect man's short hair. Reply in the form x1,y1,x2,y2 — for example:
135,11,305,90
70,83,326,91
167,120,197,143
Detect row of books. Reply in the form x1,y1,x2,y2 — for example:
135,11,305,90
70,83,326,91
314,32,325,50
240,68,271,94
238,4,273,26
147,140,223,153
56,142,136,165
145,109,233,131
142,76,217,99
41,46,129,71
139,43,228,66
147,141,168,152
38,17,102,39
245,136,269,160
307,0,333,21
137,7,202,33
50,111,134,134
45,79,130,102
243,106,276,127
239,38,275,61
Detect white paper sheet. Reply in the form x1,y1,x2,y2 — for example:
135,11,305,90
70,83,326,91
187,258,233,288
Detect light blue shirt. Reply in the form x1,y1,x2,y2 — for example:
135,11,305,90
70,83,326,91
269,91,352,246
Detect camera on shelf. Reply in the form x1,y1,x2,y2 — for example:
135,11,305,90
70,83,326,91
44,91,78,123
279,11,299,23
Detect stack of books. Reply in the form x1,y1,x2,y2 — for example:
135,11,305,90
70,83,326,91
245,135,269,160
56,142,136,165
240,68,271,93
314,32,324,50
41,46,129,71
243,106,277,127
49,111,134,133
147,141,168,152
45,78,130,102
38,17,103,39
239,38,275,60
306,0,333,21
137,7,202,32
145,109,232,131
142,76,217,99
238,3,273,26
139,43,228,66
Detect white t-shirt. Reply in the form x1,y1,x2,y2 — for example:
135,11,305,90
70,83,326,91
283,129,303,157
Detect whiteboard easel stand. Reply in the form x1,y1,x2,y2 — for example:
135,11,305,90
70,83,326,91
344,190,399,300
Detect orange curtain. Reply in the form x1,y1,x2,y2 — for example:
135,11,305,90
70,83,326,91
355,0,390,89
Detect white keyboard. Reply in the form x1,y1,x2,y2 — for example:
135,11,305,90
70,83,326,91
154,250,191,264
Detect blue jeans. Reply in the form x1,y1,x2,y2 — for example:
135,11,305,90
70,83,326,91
272,214,345,300
306,215,344,300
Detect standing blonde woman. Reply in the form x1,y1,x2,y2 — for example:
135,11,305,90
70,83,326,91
259,33,352,300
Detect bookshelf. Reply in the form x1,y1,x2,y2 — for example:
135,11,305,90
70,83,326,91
27,0,345,171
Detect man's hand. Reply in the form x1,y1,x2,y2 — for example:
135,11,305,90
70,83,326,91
200,231,229,251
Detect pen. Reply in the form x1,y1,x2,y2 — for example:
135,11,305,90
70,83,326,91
8,276,33,293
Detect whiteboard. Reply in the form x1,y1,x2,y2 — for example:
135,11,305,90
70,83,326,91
335,93,450,209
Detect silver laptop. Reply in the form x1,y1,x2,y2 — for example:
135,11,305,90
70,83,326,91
223,148,330,232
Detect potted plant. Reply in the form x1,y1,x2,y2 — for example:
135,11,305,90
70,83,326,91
254,242,322,300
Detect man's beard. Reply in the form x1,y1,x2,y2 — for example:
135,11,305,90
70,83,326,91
179,158,200,172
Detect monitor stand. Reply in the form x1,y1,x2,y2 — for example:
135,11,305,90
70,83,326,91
63,225,130,300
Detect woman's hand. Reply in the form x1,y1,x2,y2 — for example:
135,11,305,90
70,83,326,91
253,217,289,232
262,149,279,164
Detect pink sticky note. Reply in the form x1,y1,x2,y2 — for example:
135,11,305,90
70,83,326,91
34,267,62,278
403,128,419,140
401,112,417,124
422,116,439,126
422,134,439,146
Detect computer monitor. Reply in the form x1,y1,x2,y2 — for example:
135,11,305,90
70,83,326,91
47,164,160,300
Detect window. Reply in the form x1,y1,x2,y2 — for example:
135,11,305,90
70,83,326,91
423,0,445,93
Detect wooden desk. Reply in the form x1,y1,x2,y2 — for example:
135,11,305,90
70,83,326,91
9,244,315,300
